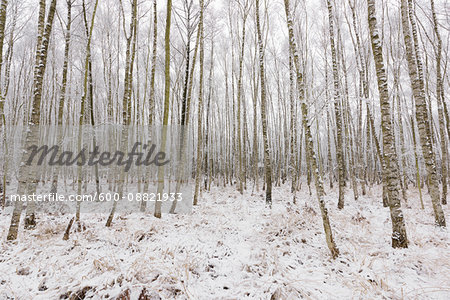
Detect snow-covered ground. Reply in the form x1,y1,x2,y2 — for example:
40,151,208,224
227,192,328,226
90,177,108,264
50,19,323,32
0,184,449,299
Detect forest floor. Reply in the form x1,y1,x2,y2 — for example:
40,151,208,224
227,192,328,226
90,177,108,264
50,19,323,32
0,183,449,299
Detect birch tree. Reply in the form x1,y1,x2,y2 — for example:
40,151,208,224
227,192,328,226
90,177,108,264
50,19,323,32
0,0,7,120
255,0,272,206
401,0,445,227
106,0,137,226
0,0,8,203
284,0,339,258
193,0,204,206
367,0,408,248
155,0,173,217
8,0,58,239
430,0,448,205
326,0,345,209
236,0,249,194
50,0,73,194
141,0,158,212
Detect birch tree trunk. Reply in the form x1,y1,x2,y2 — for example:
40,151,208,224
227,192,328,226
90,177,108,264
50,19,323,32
51,0,73,194
141,0,158,212
170,0,201,213
255,0,272,206
0,0,8,204
8,0,57,239
237,1,249,194
193,0,204,206
284,0,339,258
401,0,445,226
289,51,298,199
0,0,7,119
106,0,136,226
78,0,99,223
430,0,448,205
154,0,173,217
24,0,58,229
411,113,424,209
367,0,408,248
326,0,345,209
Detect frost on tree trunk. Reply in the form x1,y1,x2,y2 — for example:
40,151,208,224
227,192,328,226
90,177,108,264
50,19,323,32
193,0,205,206
367,0,408,248
154,0,173,218
430,0,448,205
142,0,158,212
50,0,73,195
326,0,345,209
284,0,339,259
255,0,272,206
401,0,445,227
107,0,135,226
0,0,8,206
237,1,249,195
289,51,298,199
7,0,57,239
0,0,8,121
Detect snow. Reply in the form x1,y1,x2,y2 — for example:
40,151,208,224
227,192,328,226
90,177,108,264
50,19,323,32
0,184,449,299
